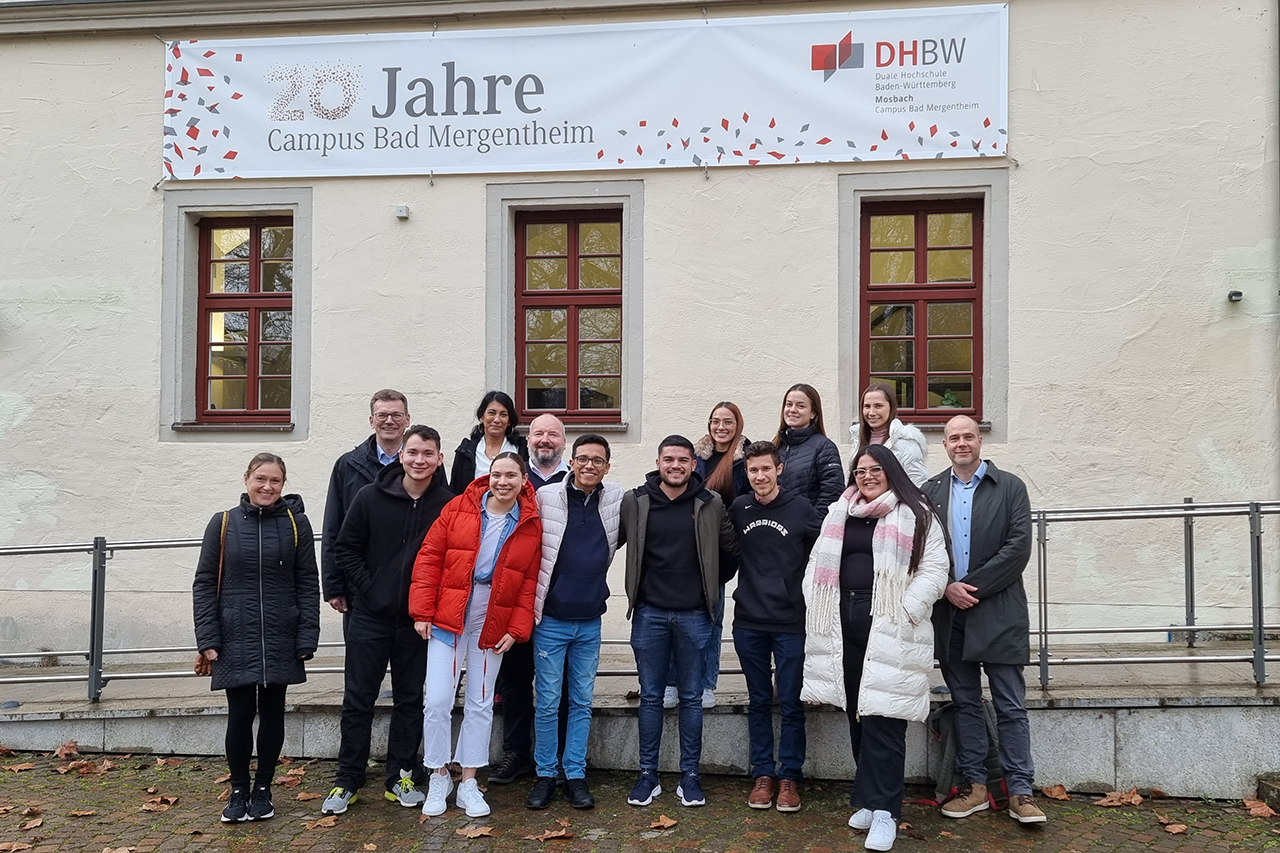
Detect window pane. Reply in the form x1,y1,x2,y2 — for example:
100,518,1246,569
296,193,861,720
527,258,568,290
928,375,972,409
262,261,293,293
870,215,914,248
260,343,292,376
870,251,914,284
260,311,292,342
579,257,621,290
262,226,293,259
869,340,913,372
928,302,973,336
259,378,291,409
871,375,914,409
579,308,621,340
927,249,972,283
928,339,973,372
210,311,248,343
927,212,972,247
526,308,568,341
526,343,567,375
211,261,250,293
209,344,247,376
580,377,620,409
526,378,567,410
526,223,567,256
579,342,621,375
209,378,247,410
211,228,250,260
579,221,621,255
869,304,913,337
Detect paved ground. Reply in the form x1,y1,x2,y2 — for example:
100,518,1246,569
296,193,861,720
0,751,1277,853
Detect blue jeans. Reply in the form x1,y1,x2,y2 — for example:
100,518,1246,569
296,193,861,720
666,586,724,691
532,616,601,779
631,603,712,773
732,627,806,781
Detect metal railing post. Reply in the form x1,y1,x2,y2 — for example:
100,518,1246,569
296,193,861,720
88,537,107,702
1249,503,1267,685
1037,511,1051,688
1184,497,1196,647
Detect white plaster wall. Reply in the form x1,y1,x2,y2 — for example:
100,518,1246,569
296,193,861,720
0,0,1277,658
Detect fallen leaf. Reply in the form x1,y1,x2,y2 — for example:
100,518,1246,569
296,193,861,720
362,845,377,851
0,746,13,756
3,764,34,773
898,821,926,840
1094,788,1143,807
17,818,42,831
20,808,40,817
155,757,183,767
303,815,338,830
275,775,303,788
650,815,677,829
418,814,430,824
295,792,323,801
940,830,956,838
1041,784,1071,801
0,807,12,814
1155,812,1173,825
898,821,913,830
188,830,203,836
625,690,640,700
1245,798,1278,818
0,843,32,852
278,757,293,766
456,826,494,838
144,786,159,795
525,828,573,841
69,810,97,817
140,802,170,812
286,768,306,776
1151,787,1169,799
192,764,205,771
555,817,571,827
98,759,115,772
1165,824,1188,835
216,788,230,802
54,741,78,760
102,848,137,853
213,773,231,784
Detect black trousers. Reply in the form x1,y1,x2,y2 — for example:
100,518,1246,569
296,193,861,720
841,589,908,819
498,638,570,762
336,608,427,791
225,683,287,789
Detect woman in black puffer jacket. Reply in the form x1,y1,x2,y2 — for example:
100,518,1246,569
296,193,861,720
193,453,320,825
773,383,845,512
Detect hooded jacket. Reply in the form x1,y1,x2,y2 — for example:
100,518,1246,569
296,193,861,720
449,430,530,492
693,434,750,504
728,487,822,633
192,494,321,691
334,462,453,624
408,477,542,648
776,425,845,512
620,471,740,619
322,435,398,600
852,418,930,486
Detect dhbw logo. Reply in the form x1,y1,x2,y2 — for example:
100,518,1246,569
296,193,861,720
812,32,863,81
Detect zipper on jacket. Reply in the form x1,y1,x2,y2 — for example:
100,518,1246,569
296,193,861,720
257,510,267,687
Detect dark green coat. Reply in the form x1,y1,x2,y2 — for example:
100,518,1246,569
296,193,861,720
924,461,1032,666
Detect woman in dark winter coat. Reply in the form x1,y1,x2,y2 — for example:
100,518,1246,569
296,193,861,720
772,384,845,512
193,453,320,825
449,390,530,488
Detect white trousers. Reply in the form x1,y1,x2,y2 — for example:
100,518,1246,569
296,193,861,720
422,583,504,769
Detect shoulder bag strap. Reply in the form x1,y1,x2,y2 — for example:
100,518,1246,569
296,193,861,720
216,511,228,600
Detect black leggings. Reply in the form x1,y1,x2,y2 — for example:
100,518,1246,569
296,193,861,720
225,684,287,789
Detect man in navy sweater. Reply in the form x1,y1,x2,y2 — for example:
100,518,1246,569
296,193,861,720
730,441,822,814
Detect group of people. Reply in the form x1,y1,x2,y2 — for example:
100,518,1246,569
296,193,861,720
191,382,1041,852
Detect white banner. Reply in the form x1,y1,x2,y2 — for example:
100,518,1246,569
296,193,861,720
162,5,1007,180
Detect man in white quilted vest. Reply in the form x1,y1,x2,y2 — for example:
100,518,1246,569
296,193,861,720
524,434,623,811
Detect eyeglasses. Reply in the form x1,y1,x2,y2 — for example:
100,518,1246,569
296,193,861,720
572,455,608,468
373,412,408,423
852,466,885,479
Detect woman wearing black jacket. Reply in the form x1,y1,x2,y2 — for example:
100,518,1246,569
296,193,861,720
449,390,530,488
193,453,320,824
772,384,845,512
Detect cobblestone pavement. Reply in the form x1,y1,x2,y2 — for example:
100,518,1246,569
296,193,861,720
1,752,1278,852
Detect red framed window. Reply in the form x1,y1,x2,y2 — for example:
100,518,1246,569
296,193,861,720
859,199,983,423
196,217,294,423
515,210,623,424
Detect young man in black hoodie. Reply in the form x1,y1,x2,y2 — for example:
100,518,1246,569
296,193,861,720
620,435,739,810
324,425,453,815
729,440,822,813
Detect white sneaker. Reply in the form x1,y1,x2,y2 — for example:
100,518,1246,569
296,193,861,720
865,810,897,851
455,778,491,818
701,688,717,709
662,686,678,709
421,770,452,817
848,807,873,830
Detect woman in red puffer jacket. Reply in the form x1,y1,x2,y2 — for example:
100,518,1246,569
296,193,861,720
410,452,542,819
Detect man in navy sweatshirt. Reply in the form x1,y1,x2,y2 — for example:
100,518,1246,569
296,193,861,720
525,435,624,811
325,425,453,816
730,440,822,814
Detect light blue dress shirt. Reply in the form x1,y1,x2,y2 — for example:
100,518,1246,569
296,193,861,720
376,444,400,466
949,460,988,580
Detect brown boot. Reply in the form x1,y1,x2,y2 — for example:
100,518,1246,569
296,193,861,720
1008,793,1047,824
775,779,801,812
747,776,774,809
940,781,990,818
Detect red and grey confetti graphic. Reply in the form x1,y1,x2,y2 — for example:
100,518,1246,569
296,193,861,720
162,40,243,179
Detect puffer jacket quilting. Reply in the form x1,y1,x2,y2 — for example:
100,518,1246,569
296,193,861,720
533,478,624,623
776,426,845,511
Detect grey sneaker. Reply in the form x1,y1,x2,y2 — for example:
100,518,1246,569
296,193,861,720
662,686,678,709
422,771,453,817
455,778,491,818
385,770,425,808
320,786,357,816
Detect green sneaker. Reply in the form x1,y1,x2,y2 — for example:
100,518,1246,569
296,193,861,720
320,786,357,815
385,771,426,807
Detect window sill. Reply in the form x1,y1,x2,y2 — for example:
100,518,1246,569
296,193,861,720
171,422,296,433
564,422,629,433
915,420,992,433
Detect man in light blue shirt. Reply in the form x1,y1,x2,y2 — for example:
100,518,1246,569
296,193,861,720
949,459,988,581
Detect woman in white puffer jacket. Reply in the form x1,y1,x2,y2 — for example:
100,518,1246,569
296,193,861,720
801,443,949,852
852,383,930,487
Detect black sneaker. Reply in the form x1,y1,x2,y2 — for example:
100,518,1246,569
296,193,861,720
247,785,274,821
489,750,532,785
221,787,249,823
563,778,595,809
526,776,557,809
